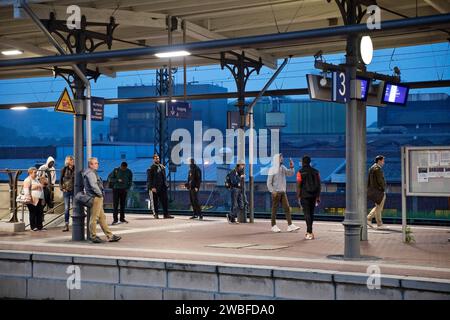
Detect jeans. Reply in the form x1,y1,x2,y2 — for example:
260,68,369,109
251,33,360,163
230,188,246,220
113,188,128,222
63,192,73,224
301,197,316,233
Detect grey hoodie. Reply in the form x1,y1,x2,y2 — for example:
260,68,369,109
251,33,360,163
266,154,295,193
82,168,104,198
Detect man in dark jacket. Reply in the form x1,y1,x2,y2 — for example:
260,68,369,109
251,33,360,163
367,155,387,229
227,163,246,224
147,154,173,219
109,162,133,225
186,158,202,220
296,156,321,240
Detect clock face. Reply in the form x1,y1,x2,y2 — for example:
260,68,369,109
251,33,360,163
360,36,373,65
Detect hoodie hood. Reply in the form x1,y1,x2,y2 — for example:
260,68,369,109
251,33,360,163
268,153,282,175
46,156,55,167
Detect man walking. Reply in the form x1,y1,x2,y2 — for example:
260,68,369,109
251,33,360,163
147,154,174,219
186,158,202,220
82,157,121,243
367,155,387,229
297,156,321,240
109,162,133,225
267,153,300,233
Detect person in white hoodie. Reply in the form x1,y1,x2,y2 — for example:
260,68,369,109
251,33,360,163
37,156,56,209
266,153,300,233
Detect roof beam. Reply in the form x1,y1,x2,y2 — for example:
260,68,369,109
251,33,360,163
24,4,167,29
184,20,277,69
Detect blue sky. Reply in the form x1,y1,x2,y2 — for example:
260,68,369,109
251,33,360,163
0,41,449,126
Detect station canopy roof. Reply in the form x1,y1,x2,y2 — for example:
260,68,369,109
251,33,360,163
0,0,449,79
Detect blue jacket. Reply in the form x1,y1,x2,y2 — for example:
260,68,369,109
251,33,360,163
82,168,104,198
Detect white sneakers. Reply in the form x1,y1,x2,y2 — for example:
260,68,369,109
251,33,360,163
271,225,281,233
287,224,300,232
305,233,315,240
272,224,300,232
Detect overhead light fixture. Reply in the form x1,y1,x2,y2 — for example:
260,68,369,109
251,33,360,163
11,106,28,110
171,99,177,102
157,100,166,103
1,49,23,56
155,50,191,58
360,35,373,65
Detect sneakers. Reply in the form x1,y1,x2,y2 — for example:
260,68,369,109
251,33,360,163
32,228,38,232
163,215,174,219
112,221,121,226
287,224,300,232
62,224,69,232
189,215,197,219
199,216,203,220
108,235,122,242
377,224,387,230
153,214,159,219
226,214,238,224
367,218,374,229
271,225,281,233
91,236,104,244
120,219,129,224
305,233,315,240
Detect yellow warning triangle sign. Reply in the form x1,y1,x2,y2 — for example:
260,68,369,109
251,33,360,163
55,88,75,114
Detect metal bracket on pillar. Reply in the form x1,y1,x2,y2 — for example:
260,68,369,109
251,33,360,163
220,51,262,127
41,12,116,91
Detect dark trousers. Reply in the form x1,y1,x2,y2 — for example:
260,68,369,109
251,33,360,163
113,188,128,222
43,186,54,209
301,197,316,234
27,201,44,230
230,188,246,220
189,189,202,217
153,187,169,216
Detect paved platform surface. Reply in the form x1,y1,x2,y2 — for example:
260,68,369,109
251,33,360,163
0,214,449,280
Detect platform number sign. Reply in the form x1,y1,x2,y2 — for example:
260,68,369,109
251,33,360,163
332,71,350,103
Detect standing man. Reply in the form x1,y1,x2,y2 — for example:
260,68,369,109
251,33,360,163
60,155,74,232
267,153,300,233
38,156,56,209
147,154,174,219
367,155,387,229
82,157,121,243
186,158,202,220
110,162,133,225
226,162,246,224
297,156,321,240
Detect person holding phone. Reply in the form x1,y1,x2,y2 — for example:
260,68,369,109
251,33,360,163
267,153,300,233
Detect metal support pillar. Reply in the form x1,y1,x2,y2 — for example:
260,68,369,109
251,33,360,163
20,1,117,241
220,52,262,223
337,0,367,259
4,170,22,223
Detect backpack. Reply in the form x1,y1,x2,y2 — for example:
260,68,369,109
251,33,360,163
300,168,320,198
107,168,119,189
